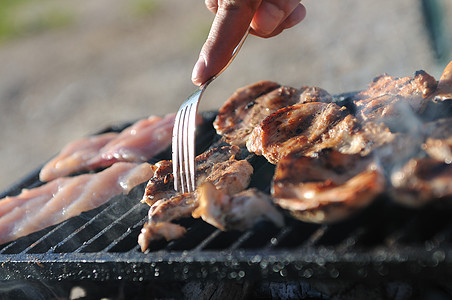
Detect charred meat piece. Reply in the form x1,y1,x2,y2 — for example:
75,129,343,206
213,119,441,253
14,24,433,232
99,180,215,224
146,157,254,224
0,162,154,245
391,157,452,207
247,102,345,163
141,145,249,205
434,60,452,102
272,150,385,223
138,222,187,252
298,86,333,104
139,146,254,250
214,81,300,147
40,113,174,181
247,102,393,164
353,71,437,125
422,118,452,163
193,182,284,231
148,193,197,224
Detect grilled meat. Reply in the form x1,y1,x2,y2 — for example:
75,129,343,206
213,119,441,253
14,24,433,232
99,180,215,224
272,150,385,223
391,157,452,207
434,60,452,102
247,102,393,164
148,194,197,224
40,113,174,181
213,81,300,147
0,162,154,245
141,145,250,205
139,146,253,250
353,71,437,125
422,118,452,163
138,222,187,252
193,182,284,231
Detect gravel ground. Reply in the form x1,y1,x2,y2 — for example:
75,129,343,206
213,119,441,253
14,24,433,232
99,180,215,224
0,0,451,192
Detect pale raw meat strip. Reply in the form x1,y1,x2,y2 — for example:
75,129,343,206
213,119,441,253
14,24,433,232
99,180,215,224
0,162,154,245
39,113,174,182
39,133,118,182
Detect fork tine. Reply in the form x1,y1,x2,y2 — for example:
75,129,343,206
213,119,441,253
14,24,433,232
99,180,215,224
187,101,197,192
172,106,183,192
181,105,191,193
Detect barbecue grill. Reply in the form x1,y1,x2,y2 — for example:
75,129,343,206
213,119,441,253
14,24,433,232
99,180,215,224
1,103,452,299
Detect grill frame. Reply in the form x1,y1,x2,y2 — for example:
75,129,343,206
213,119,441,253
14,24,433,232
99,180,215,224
1,107,452,284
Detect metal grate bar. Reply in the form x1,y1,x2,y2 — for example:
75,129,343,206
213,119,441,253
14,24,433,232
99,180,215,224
22,219,72,254
105,216,148,253
74,201,148,253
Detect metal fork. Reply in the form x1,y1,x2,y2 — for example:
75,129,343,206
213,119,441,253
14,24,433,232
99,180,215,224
172,28,250,193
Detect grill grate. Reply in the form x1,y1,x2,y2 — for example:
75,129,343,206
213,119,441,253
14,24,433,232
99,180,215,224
1,110,452,284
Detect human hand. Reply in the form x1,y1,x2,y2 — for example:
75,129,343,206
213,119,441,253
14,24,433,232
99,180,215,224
192,0,306,86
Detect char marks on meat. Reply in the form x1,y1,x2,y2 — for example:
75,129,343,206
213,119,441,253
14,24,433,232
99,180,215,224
193,182,284,231
246,102,393,164
0,162,154,245
391,157,452,207
40,113,175,181
214,81,302,147
272,150,385,223
353,71,437,125
138,146,254,251
142,145,249,205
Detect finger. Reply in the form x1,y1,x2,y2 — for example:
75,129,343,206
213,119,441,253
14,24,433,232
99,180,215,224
205,0,218,14
252,3,306,38
192,1,260,85
250,0,301,37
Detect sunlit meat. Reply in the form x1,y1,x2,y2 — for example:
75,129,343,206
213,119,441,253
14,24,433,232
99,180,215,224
214,81,299,147
139,146,254,251
39,114,175,181
422,118,452,164
353,71,437,125
193,182,284,231
0,162,154,245
213,81,335,148
138,222,186,252
247,102,393,164
272,150,385,223
141,145,250,205
434,60,452,102
391,157,452,207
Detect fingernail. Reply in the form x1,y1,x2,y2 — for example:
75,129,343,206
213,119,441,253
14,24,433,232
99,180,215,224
191,55,206,86
256,2,284,35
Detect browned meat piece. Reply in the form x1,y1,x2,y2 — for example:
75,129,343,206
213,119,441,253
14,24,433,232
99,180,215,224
247,102,393,164
272,150,385,223
298,86,333,104
148,194,197,223
434,60,452,102
390,157,452,207
138,146,254,251
138,222,187,252
422,118,452,163
356,71,437,100
353,71,437,123
142,145,243,205
247,102,344,163
147,158,254,224
214,81,300,147
193,182,284,231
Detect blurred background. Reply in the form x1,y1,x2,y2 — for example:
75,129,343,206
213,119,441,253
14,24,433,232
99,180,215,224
0,0,451,192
